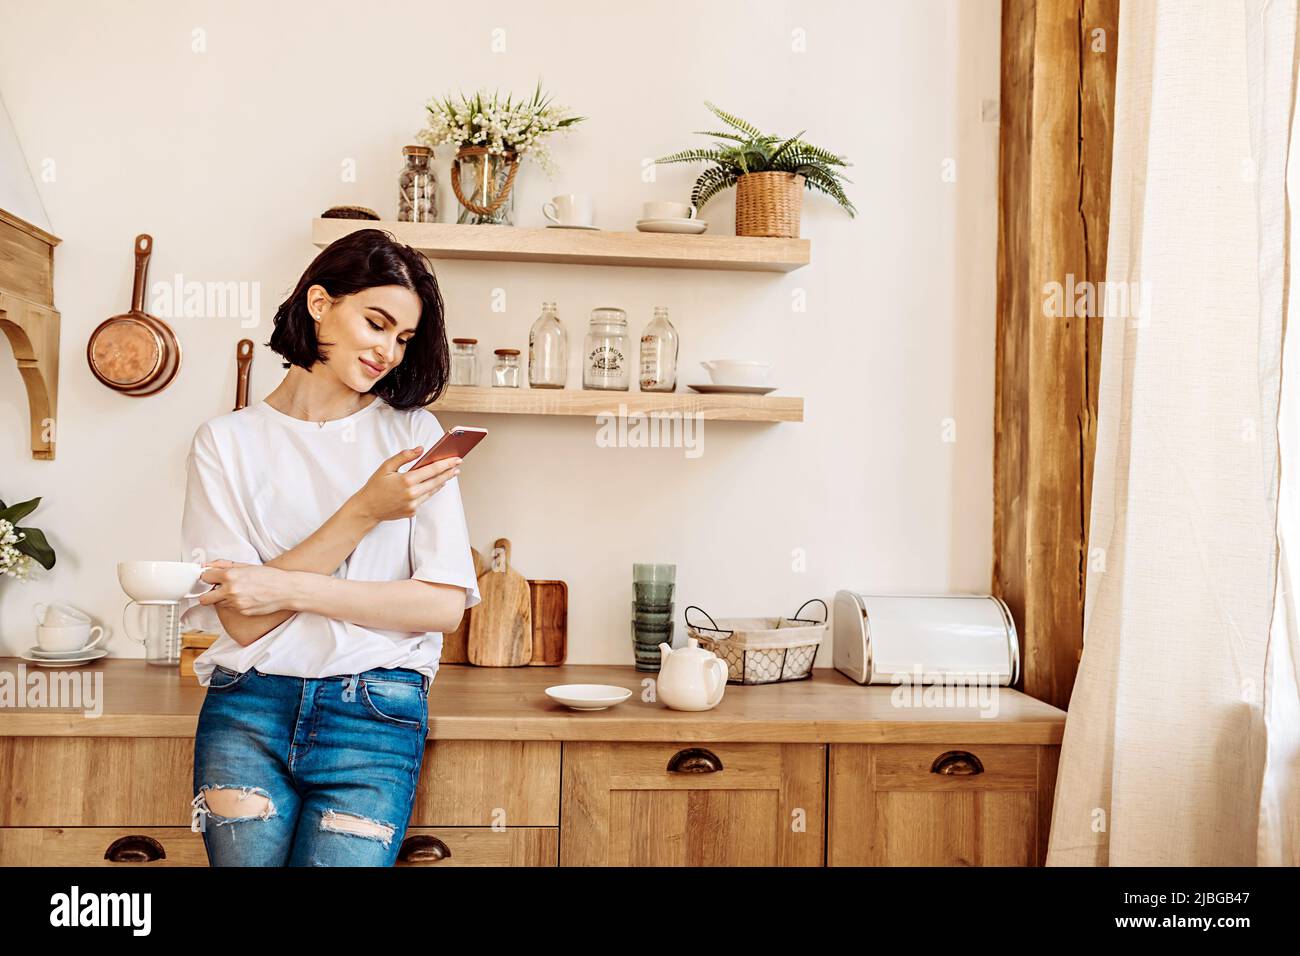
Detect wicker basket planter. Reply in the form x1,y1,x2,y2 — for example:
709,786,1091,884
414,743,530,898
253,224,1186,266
735,171,805,238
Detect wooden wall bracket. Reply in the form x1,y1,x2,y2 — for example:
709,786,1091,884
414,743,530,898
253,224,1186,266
0,290,60,459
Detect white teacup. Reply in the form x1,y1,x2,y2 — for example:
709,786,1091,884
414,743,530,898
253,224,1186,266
642,200,697,221
543,194,594,227
33,601,91,626
37,622,105,654
117,561,214,604
700,359,773,387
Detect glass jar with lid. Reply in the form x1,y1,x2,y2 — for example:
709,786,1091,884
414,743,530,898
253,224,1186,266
492,348,522,387
528,301,567,389
583,307,630,391
450,338,479,386
398,145,437,222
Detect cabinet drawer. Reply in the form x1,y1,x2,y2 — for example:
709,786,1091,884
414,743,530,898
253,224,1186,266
396,827,557,866
871,744,1038,791
410,740,560,827
0,826,558,867
0,827,208,866
0,738,194,826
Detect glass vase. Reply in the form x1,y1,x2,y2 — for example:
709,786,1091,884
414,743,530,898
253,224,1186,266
453,148,517,225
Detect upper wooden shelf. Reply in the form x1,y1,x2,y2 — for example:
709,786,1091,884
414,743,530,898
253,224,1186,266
428,386,803,423
313,218,810,273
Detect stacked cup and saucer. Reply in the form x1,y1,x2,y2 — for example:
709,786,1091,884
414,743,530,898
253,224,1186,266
24,602,108,667
632,563,676,671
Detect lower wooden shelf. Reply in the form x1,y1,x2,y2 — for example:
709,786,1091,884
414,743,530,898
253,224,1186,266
427,386,803,423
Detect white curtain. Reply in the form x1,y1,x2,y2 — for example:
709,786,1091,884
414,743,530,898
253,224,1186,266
1047,0,1300,866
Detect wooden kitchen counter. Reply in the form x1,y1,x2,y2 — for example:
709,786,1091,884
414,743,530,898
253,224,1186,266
0,658,1065,743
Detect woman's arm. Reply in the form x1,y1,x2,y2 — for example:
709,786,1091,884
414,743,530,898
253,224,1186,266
287,575,467,634
208,497,378,646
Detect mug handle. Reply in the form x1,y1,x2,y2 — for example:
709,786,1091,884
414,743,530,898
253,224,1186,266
122,601,147,646
82,625,106,651
543,202,560,224
686,203,698,220
33,602,48,626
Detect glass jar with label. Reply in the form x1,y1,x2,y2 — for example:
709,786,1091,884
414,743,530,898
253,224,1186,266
492,348,521,387
398,145,437,222
528,301,567,388
450,338,479,386
583,307,630,390
639,306,679,391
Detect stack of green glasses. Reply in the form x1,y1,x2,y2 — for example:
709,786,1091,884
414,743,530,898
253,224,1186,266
632,563,676,671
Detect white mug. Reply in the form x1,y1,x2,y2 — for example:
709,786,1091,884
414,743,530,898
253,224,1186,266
642,200,697,221
543,194,594,227
37,622,105,653
33,601,91,627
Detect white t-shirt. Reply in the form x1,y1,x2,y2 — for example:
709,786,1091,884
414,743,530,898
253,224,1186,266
177,396,481,686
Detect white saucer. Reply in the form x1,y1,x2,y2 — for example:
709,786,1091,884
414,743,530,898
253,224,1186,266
545,223,600,230
636,218,708,235
688,384,778,395
545,683,633,711
21,648,108,667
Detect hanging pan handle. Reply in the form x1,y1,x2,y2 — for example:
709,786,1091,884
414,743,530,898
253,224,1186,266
684,605,733,638
790,598,828,624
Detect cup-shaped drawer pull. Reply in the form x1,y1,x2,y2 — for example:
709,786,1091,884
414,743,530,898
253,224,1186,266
667,747,724,774
398,835,451,864
104,835,166,863
929,750,985,776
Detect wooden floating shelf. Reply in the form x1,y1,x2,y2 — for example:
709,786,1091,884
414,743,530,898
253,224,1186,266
427,386,803,423
313,218,810,273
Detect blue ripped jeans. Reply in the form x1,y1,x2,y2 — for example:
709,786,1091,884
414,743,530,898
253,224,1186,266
192,664,430,866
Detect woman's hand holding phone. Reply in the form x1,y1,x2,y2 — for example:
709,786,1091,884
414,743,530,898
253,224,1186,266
349,447,462,523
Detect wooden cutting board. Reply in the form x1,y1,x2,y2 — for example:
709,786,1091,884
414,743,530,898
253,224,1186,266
441,547,485,663
468,538,532,666
528,580,568,665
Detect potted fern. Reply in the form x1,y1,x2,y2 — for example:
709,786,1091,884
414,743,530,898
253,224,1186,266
656,102,855,238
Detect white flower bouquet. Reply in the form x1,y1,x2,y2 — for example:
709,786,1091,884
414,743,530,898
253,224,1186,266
416,81,585,177
0,496,55,582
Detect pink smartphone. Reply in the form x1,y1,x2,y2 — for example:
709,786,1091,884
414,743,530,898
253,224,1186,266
406,426,488,471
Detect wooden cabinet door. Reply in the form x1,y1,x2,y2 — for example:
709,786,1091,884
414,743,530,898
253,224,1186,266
561,741,824,866
829,744,1057,866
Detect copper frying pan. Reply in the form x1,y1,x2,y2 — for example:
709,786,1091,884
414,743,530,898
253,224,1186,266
87,234,181,396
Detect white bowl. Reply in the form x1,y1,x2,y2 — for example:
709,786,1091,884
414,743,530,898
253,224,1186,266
700,359,772,387
545,684,633,711
117,561,210,603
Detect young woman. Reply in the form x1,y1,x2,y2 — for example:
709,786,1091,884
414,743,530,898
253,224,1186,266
179,228,480,866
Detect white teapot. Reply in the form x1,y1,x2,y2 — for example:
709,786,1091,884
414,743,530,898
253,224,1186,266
657,638,728,711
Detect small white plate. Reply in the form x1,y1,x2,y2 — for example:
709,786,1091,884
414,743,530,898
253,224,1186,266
636,218,708,235
21,648,108,667
27,644,99,659
545,223,600,230
688,384,778,395
545,683,633,711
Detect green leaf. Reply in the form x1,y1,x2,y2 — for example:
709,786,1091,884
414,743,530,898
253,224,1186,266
14,525,55,570
0,496,40,525
655,148,725,165
691,166,737,208
704,101,763,139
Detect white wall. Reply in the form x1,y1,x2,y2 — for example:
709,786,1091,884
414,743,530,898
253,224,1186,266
0,0,1001,664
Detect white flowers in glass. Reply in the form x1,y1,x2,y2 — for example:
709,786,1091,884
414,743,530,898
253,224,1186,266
416,81,585,177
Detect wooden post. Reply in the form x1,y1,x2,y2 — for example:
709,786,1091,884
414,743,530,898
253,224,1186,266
993,0,1118,710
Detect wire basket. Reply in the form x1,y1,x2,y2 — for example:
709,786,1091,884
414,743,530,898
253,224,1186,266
684,599,827,685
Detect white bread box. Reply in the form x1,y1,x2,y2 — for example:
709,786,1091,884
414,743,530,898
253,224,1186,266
832,591,1020,685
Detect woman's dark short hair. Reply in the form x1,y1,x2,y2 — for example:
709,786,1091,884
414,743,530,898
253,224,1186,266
268,228,449,410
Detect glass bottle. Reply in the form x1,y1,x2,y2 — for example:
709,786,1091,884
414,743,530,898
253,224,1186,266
639,306,679,392
450,338,479,386
583,307,630,391
492,348,521,387
528,301,567,389
398,145,437,222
